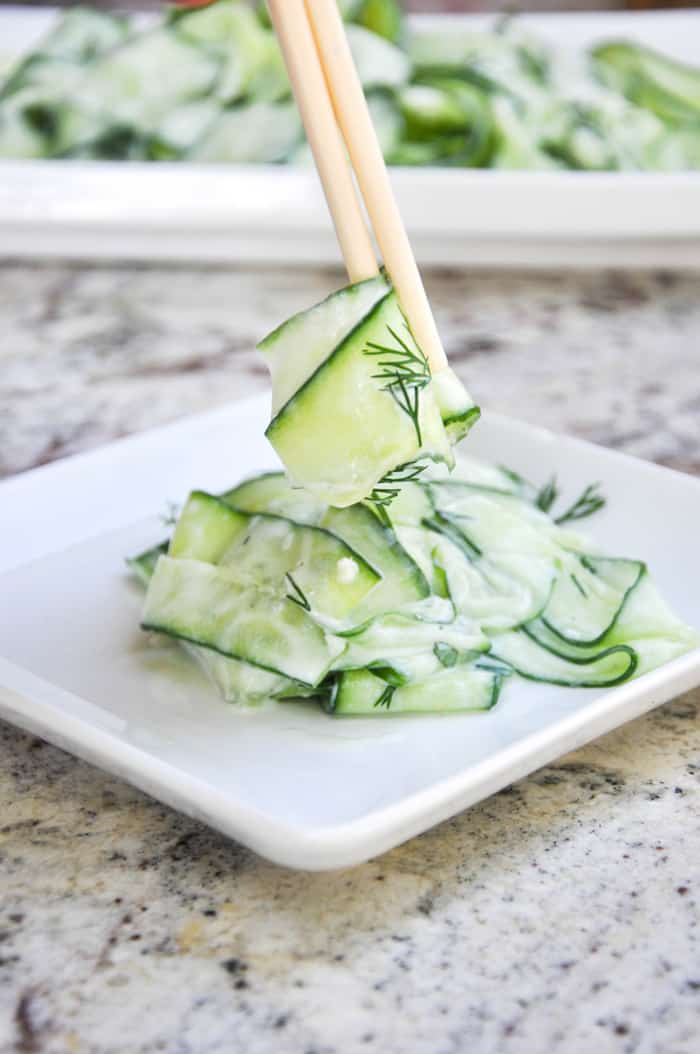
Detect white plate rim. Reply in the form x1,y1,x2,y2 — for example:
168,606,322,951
1,646,700,870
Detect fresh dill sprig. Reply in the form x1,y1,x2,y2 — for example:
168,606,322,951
536,476,559,514
499,468,605,525
373,684,396,710
285,572,310,612
367,459,428,522
555,483,606,525
363,324,431,445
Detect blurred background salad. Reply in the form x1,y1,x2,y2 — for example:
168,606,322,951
0,0,699,169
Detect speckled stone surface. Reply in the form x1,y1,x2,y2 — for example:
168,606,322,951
1,262,699,1054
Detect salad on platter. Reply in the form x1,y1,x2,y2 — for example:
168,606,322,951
1,0,699,170
129,274,698,717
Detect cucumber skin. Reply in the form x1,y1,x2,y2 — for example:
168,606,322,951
539,555,645,649
169,491,248,563
328,664,504,715
266,291,453,508
442,405,481,444
142,556,344,686
490,632,638,688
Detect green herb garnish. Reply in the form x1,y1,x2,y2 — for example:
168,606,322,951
536,476,559,514
363,323,431,445
285,572,310,611
556,483,606,525
368,459,428,521
373,684,396,710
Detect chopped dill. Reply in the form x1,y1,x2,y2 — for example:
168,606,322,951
498,465,529,493
372,460,428,505
285,572,310,611
367,459,428,521
556,482,606,525
536,476,559,514
373,684,396,710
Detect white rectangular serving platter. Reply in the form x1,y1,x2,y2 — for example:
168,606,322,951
1,392,699,870
1,8,700,268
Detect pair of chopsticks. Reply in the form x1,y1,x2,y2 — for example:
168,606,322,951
267,0,447,374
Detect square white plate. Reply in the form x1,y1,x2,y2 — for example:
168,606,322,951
1,393,699,870
2,7,700,269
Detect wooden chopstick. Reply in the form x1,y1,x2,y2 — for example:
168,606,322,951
303,0,448,372
267,0,378,284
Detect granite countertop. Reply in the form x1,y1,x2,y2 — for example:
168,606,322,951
1,262,699,1054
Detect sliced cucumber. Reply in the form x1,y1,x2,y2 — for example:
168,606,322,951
174,1,262,49
2,54,87,102
330,664,503,715
391,523,443,593
266,290,453,507
428,485,564,558
153,100,219,155
409,27,489,73
431,366,480,443
404,77,496,168
433,533,555,631
35,8,129,64
606,571,699,645
321,503,430,620
167,491,380,624
450,459,534,498
169,491,248,563
220,513,380,623
399,83,472,138
142,556,344,686
223,472,432,621
174,2,288,103
129,536,297,705
188,101,302,163
592,41,700,125
226,470,442,611
58,122,153,161
540,555,644,647
367,89,405,158
346,24,411,89
0,91,50,158
385,480,435,526
222,471,324,525
336,606,487,678
522,608,697,679
354,0,404,44
184,643,292,706
628,635,700,678
81,29,221,130
258,275,389,416
490,629,637,687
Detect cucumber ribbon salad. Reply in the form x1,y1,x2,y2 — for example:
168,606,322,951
130,276,698,716
1,1,699,169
